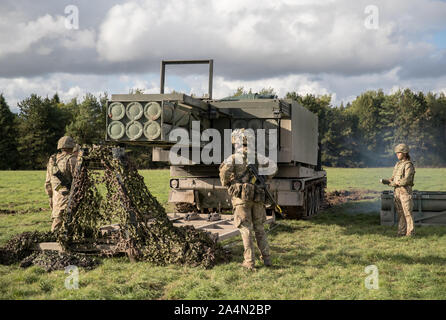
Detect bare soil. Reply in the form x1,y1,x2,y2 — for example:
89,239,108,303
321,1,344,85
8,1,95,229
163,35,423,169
0,208,48,215
324,189,380,208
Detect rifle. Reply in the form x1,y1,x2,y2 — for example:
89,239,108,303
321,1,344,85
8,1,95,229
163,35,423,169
247,164,285,218
51,155,72,193
380,179,390,185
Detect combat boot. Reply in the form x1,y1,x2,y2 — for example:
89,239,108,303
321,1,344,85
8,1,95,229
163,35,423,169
241,261,255,270
262,256,272,267
406,230,416,237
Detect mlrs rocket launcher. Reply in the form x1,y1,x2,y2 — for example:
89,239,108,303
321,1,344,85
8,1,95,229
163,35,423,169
106,92,227,145
106,60,225,145
105,60,327,219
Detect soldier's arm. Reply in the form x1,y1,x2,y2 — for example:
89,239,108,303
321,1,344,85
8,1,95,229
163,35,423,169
68,154,78,180
387,163,398,186
398,162,415,187
389,163,397,182
44,161,53,197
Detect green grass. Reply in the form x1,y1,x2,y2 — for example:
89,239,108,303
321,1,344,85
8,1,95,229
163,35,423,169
324,167,446,192
1,168,446,299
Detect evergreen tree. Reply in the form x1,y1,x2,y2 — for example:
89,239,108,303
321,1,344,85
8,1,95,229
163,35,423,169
16,94,69,169
348,90,387,166
285,92,360,167
384,89,432,166
65,93,107,145
426,92,446,165
0,94,19,169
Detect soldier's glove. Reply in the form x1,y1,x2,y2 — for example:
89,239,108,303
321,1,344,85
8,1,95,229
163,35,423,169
380,179,390,185
389,181,398,187
49,197,53,209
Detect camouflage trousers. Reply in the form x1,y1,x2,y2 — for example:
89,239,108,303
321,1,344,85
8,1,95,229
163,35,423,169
233,201,270,266
50,190,69,232
394,187,414,236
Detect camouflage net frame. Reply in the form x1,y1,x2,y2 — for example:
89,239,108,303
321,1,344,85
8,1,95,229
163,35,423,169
57,145,230,268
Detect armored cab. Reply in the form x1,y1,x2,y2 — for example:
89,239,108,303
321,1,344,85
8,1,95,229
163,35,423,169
105,60,327,218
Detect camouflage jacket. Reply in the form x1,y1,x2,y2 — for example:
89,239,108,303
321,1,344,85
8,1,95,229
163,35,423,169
219,149,277,206
45,151,77,217
389,159,415,188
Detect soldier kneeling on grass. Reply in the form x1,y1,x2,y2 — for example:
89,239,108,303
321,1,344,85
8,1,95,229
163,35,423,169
380,143,416,237
219,129,277,270
44,136,78,232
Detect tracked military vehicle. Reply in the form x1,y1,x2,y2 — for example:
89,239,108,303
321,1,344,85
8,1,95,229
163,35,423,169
105,60,326,219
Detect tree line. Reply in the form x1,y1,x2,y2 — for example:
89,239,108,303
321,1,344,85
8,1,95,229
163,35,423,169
1,88,446,169
286,89,446,167
0,92,155,170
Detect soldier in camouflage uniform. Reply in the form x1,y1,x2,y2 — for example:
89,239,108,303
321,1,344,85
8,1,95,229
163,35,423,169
45,136,78,232
219,129,278,270
384,143,416,237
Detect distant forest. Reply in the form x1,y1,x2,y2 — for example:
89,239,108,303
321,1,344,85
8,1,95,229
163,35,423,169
1,88,446,169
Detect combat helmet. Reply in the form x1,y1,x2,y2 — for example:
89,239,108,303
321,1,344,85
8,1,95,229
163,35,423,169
57,136,76,150
231,128,255,145
394,143,410,154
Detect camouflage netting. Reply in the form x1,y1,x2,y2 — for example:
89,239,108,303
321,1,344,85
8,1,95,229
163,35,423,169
58,145,230,269
0,231,100,271
0,231,56,265
20,251,101,272
0,145,230,271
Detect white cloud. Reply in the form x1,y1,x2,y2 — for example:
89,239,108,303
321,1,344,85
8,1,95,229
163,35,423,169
0,74,103,112
96,0,446,77
0,73,160,112
1,0,446,110
0,12,96,59
0,14,65,57
62,29,96,50
35,46,53,55
3,68,446,115
212,75,331,99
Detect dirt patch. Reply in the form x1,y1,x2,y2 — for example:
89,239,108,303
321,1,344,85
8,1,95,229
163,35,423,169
324,189,380,208
0,209,16,214
0,208,49,215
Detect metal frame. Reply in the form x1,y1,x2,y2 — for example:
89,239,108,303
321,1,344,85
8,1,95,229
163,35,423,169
381,190,446,226
160,59,214,99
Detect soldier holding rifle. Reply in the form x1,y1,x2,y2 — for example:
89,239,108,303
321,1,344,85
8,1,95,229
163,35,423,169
44,136,78,232
219,129,278,270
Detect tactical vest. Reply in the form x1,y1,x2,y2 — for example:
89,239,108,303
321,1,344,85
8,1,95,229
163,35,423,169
226,155,265,203
392,159,415,187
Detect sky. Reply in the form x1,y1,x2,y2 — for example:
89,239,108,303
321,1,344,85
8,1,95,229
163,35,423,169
1,0,446,112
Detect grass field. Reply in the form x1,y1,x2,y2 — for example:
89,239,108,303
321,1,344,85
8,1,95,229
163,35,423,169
1,167,446,299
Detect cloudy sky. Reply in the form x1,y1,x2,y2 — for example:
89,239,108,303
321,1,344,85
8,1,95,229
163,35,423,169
1,0,446,112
